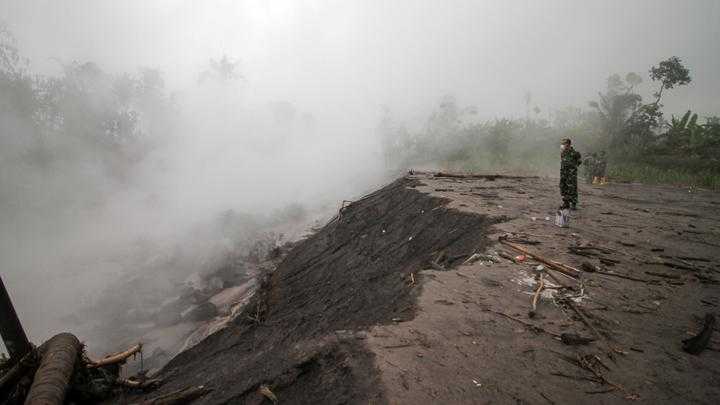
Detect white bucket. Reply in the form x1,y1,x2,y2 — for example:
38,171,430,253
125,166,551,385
555,208,570,227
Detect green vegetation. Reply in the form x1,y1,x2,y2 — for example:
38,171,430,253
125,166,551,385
380,57,720,189
610,164,720,190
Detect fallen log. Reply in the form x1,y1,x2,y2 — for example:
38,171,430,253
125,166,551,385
24,333,80,405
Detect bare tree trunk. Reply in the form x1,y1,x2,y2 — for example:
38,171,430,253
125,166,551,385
654,83,665,106
24,333,80,405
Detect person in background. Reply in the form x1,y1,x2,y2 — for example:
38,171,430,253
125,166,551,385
583,152,597,184
560,138,582,209
596,150,608,185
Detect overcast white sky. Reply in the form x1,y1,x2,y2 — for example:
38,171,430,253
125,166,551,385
2,1,719,121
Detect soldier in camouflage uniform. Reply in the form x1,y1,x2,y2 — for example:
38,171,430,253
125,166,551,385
560,138,582,209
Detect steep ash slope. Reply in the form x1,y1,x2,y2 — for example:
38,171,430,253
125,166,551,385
147,177,500,404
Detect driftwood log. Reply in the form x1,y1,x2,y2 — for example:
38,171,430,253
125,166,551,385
88,343,142,368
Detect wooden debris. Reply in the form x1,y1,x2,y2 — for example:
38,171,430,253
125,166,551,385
88,343,142,368
554,351,630,395
462,253,482,264
528,274,545,318
499,236,580,279
258,384,278,403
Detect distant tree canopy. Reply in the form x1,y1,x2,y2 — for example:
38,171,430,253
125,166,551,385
199,55,242,83
650,56,691,105
379,56,717,184
0,24,176,181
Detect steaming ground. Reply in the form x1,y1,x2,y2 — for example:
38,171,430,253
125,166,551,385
0,79,389,357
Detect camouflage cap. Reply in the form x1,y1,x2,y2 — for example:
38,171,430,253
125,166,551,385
561,138,571,145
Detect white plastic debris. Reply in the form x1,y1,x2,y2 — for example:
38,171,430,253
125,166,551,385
555,209,570,227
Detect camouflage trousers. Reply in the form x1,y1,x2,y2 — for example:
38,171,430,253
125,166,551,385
560,171,578,206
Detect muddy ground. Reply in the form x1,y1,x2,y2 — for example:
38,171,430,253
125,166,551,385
120,173,719,404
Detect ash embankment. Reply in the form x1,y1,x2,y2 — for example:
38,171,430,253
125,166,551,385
141,177,501,404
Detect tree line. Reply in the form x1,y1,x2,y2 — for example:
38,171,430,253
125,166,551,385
380,57,720,187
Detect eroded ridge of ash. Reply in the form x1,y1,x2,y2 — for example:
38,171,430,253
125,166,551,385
139,177,500,404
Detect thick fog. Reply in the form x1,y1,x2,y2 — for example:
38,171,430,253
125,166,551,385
1,0,719,354
5,1,719,119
